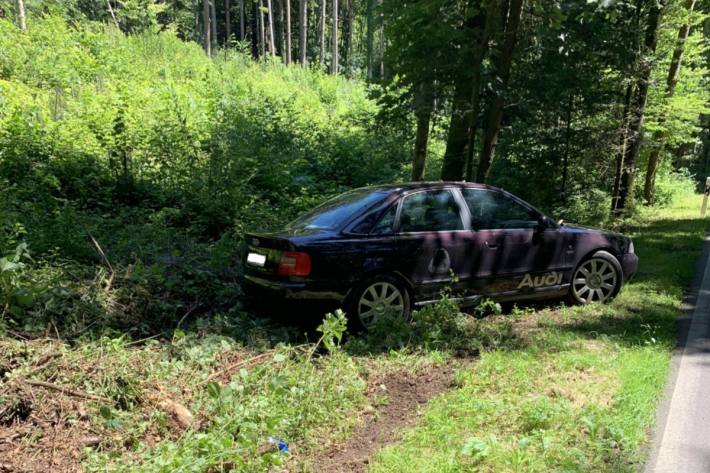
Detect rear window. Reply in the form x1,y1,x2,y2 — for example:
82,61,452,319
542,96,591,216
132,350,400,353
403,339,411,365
287,189,388,231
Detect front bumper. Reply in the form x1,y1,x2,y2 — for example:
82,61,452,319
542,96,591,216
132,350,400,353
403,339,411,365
621,253,639,282
244,274,348,303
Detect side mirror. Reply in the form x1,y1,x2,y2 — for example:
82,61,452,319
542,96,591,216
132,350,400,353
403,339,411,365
557,219,565,227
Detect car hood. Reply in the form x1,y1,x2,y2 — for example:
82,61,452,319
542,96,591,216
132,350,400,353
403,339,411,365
561,224,625,238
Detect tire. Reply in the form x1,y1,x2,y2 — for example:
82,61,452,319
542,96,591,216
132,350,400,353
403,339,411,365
568,250,623,305
345,275,411,330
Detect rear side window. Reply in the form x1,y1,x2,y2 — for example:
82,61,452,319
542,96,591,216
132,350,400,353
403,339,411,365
399,190,463,232
462,189,539,230
287,190,388,231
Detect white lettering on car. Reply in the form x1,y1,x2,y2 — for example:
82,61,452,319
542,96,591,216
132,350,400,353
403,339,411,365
518,272,563,289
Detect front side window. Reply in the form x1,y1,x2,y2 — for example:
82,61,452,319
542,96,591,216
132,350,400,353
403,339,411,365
462,189,539,230
399,190,463,232
370,204,398,235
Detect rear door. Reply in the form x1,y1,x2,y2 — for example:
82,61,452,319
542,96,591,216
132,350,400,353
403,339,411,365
460,188,568,296
394,189,469,301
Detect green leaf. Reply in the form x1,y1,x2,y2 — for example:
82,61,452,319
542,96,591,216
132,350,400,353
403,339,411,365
273,353,287,362
206,381,221,399
99,405,113,420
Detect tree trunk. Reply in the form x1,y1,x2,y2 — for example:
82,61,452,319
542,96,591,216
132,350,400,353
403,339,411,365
412,81,435,181
258,0,266,57
107,0,119,28
463,0,498,181
440,0,497,181
643,0,696,204
616,1,666,212
378,0,384,79
475,0,523,183
239,0,245,39
344,0,353,75
251,0,258,55
267,0,276,55
332,0,339,74
611,84,634,212
203,0,212,56
299,0,308,65
441,78,474,181
561,94,574,201
15,0,25,31
285,0,292,63
366,0,374,79
225,0,231,45
210,0,218,49
274,0,283,56
319,0,326,65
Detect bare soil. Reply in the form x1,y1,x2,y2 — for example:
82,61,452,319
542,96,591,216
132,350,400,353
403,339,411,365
308,363,457,473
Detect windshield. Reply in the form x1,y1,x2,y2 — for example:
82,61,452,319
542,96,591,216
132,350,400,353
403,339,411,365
287,189,388,231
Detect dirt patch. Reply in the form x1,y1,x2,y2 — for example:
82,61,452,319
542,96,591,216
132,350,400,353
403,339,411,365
308,364,457,473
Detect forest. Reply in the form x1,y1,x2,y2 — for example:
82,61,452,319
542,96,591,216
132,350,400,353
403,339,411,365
0,0,709,472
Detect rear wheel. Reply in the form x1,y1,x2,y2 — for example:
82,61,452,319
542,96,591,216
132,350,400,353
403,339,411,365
569,251,622,305
347,276,411,330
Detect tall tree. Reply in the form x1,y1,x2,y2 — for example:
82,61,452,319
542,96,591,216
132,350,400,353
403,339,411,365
202,0,212,56
412,80,435,180
440,0,498,181
239,0,245,39
643,0,697,204
299,0,308,65
267,0,276,55
285,0,292,63
210,0,218,50
615,0,666,212
258,0,266,56
611,84,634,212
366,0,374,79
107,0,119,28
378,0,385,78
225,0,231,45
332,0,339,74
15,0,26,31
475,0,524,183
319,0,326,65
344,0,353,74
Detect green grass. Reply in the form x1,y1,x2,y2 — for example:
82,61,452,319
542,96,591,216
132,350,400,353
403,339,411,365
1,193,704,472
368,192,707,473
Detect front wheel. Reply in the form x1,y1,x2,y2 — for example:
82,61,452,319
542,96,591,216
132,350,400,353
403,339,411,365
346,275,411,330
569,251,622,305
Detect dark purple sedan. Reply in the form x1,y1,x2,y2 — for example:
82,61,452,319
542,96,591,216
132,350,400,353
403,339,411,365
244,183,638,328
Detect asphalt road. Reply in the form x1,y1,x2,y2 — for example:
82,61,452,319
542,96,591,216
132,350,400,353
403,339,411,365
646,233,710,473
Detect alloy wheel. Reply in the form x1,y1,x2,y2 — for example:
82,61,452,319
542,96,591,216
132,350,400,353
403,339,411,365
357,281,404,327
572,258,618,304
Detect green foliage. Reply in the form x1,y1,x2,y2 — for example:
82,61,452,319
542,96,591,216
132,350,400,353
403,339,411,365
347,295,514,356
0,15,410,335
316,309,348,353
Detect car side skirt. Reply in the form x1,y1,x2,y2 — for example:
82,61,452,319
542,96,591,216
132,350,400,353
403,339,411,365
414,284,571,308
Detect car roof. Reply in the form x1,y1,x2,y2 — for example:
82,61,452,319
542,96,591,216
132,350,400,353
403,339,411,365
359,181,501,194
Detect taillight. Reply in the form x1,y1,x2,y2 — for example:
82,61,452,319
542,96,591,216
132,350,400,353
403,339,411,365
278,252,311,277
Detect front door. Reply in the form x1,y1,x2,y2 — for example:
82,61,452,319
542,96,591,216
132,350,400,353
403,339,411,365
459,188,568,296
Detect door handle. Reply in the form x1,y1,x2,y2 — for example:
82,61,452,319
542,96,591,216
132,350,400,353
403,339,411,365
485,241,500,250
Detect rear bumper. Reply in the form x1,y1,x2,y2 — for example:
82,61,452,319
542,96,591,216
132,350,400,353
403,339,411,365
244,274,348,303
621,253,639,282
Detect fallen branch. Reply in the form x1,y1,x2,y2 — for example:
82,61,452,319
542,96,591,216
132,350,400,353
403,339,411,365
202,352,274,385
201,344,310,386
27,353,63,375
21,378,111,403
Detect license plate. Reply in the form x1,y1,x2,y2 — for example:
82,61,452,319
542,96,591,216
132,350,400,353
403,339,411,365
247,252,266,267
